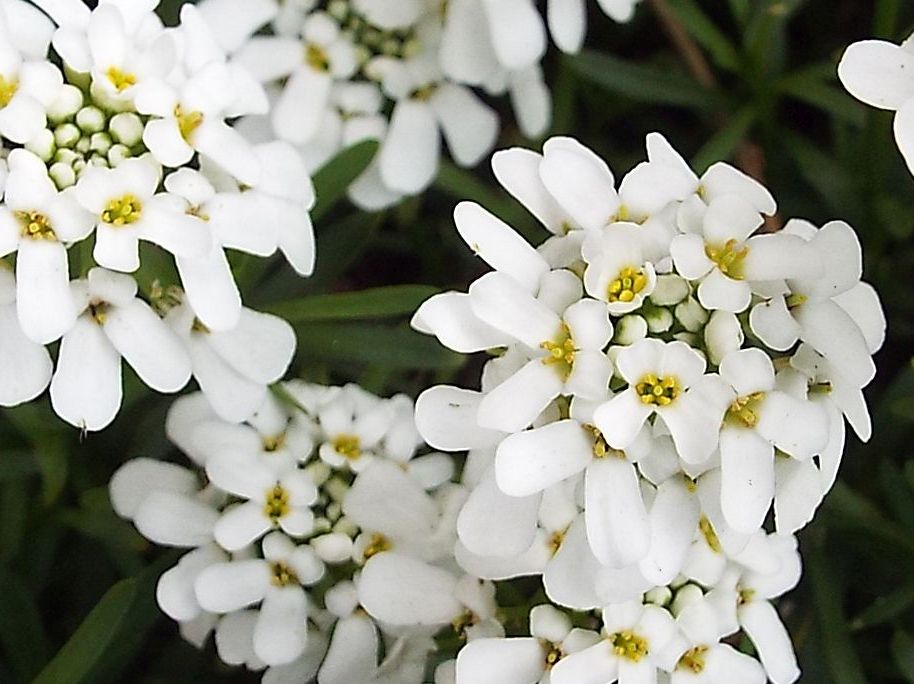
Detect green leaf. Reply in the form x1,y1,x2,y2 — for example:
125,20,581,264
692,107,757,172
0,566,50,681
264,285,439,323
310,139,379,222
809,544,868,684
34,434,68,506
32,576,139,684
0,451,39,481
293,323,464,370
784,132,859,216
822,482,914,561
665,0,741,71
565,50,723,110
33,554,175,684
777,67,867,126
893,630,914,683
851,583,914,631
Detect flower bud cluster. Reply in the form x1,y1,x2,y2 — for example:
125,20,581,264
413,133,886,683
0,0,316,430
111,383,495,683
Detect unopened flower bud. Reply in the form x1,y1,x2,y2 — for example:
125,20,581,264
109,112,143,146
46,84,83,122
613,314,647,345
674,296,708,332
54,122,80,148
48,162,76,189
25,129,55,162
76,105,106,134
650,274,690,306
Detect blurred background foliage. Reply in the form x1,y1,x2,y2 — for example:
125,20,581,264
2,0,914,682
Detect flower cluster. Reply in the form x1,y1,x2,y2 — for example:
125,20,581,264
413,133,886,682
111,383,501,684
0,0,315,430
195,0,639,211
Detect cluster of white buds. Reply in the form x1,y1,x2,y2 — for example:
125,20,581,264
111,383,502,684
195,0,640,211
0,0,316,430
413,133,886,683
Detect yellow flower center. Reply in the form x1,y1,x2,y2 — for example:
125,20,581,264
583,423,623,459
88,301,110,325
270,560,299,587
102,194,143,226
16,210,56,241
677,646,709,673
411,83,439,101
363,532,391,560
548,529,565,556
540,323,576,379
738,588,756,605
175,105,204,141
635,374,680,407
262,433,286,453
786,293,807,309
452,608,478,638
333,434,361,460
607,266,648,304
263,484,291,521
305,43,331,71
705,239,748,280
725,392,766,428
0,74,18,107
106,66,137,92
699,515,722,553
544,643,562,669
610,630,648,662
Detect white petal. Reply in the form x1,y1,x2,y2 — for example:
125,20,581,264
379,99,439,195
188,335,267,423
50,317,122,431
755,391,828,458
480,0,546,70
697,268,751,313
491,147,570,233
894,98,914,176
414,385,503,451
833,282,886,354
454,201,549,291
357,553,461,626
109,457,197,518
207,308,295,384
739,601,800,684
254,586,308,666
548,0,586,53
343,460,437,541
16,240,75,344
585,457,650,566
134,491,218,547
0,303,52,406
213,500,272,551
838,39,914,110
544,518,602,610
749,297,800,351
593,389,652,450
795,299,875,387
774,457,823,535
670,233,713,280
105,299,191,392
430,83,498,167
411,291,512,353
719,427,774,534
176,250,242,332
550,641,618,684
143,117,194,167
719,348,775,396
477,358,565,432
539,140,617,230
742,233,821,281
496,419,593,497
639,478,699,585
469,271,561,347
195,559,270,613
318,614,378,684
195,121,262,187
458,467,540,556
456,638,546,684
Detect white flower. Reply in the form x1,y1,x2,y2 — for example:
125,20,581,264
582,224,658,315
456,604,600,683
593,338,730,464
50,268,192,431
0,148,93,343
670,194,821,313
73,154,210,272
546,0,641,53
0,14,62,143
315,384,397,472
195,531,324,665
749,219,881,389
550,600,677,684
136,61,262,184
838,33,914,174
206,453,318,551
715,349,829,534
166,298,297,423
0,266,52,406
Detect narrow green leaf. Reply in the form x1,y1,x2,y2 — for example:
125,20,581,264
293,323,464,370
808,544,868,684
310,139,379,222
727,0,751,25
665,0,741,71
784,132,859,216
893,630,914,683
0,451,39,480
822,482,914,560
851,583,914,631
777,68,866,126
0,566,50,680
880,459,914,527
32,577,139,684
264,285,439,323
874,0,901,38
565,51,723,110
692,107,757,172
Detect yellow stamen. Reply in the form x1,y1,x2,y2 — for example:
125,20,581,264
607,266,648,304
332,434,361,460
635,373,681,407
263,484,290,521
88,301,110,325
699,515,722,553
270,560,299,587
174,105,204,141
0,74,18,107
363,533,391,560
705,239,748,279
16,210,56,241
677,646,709,673
610,630,648,662
725,392,766,428
106,66,137,92
305,43,331,71
102,194,143,226
540,323,576,380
